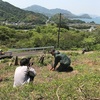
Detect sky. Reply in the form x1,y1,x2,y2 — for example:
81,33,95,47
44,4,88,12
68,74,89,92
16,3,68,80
2,0,100,16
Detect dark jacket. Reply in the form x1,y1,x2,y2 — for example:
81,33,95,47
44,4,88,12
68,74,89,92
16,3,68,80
53,51,71,69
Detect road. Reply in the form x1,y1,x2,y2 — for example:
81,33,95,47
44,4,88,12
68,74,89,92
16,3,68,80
0,50,44,59
12,50,44,57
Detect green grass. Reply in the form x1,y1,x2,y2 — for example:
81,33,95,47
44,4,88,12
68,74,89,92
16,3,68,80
0,51,100,100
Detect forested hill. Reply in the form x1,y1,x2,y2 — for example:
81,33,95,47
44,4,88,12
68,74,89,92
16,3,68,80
24,5,91,19
24,5,75,18
0,0,48,24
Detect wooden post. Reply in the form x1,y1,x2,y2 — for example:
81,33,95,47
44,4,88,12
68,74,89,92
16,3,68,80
14,56,19,65
58,13,61,48
39,55,44,64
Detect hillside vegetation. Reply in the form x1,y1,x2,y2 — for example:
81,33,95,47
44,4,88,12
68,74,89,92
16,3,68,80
0,51,100,99
0,24,100,51
0,1,100,100
0,1,100,99
0,0,48,24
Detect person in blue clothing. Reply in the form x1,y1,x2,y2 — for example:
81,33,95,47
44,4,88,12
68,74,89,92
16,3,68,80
50,49,73,72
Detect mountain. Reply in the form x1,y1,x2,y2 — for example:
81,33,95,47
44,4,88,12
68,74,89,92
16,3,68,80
0,0,48,24
24,5,75,18
79,14,92,18
24,5,91,19
89,14,100,18
24,5,50,16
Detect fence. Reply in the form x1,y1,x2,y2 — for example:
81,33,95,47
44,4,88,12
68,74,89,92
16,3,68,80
8,46,54,52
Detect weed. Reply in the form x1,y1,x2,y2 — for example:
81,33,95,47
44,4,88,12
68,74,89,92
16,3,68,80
0,51,100,100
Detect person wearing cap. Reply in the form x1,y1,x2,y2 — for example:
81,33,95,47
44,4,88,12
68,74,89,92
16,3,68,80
13,57,36,87
50,49,73,72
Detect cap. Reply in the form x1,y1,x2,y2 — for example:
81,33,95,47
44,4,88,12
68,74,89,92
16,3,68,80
49,49,55,53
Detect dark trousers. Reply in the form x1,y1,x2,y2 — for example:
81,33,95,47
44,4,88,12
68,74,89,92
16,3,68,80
29,76,34,81
27,71,35,82
56,63,73,72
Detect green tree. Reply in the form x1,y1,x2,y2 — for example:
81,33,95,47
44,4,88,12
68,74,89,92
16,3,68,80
82,36,96,50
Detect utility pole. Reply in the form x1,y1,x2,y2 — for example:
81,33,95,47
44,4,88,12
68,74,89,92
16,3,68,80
58,13,61,48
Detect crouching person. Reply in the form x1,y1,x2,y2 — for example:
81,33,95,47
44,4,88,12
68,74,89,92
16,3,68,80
13,57,36,87
50,49,73,72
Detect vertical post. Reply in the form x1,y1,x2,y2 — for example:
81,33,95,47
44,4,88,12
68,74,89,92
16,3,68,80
58,13,61,48
14,56,18,65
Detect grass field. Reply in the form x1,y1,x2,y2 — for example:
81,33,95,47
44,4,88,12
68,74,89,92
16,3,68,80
0,51,100,100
